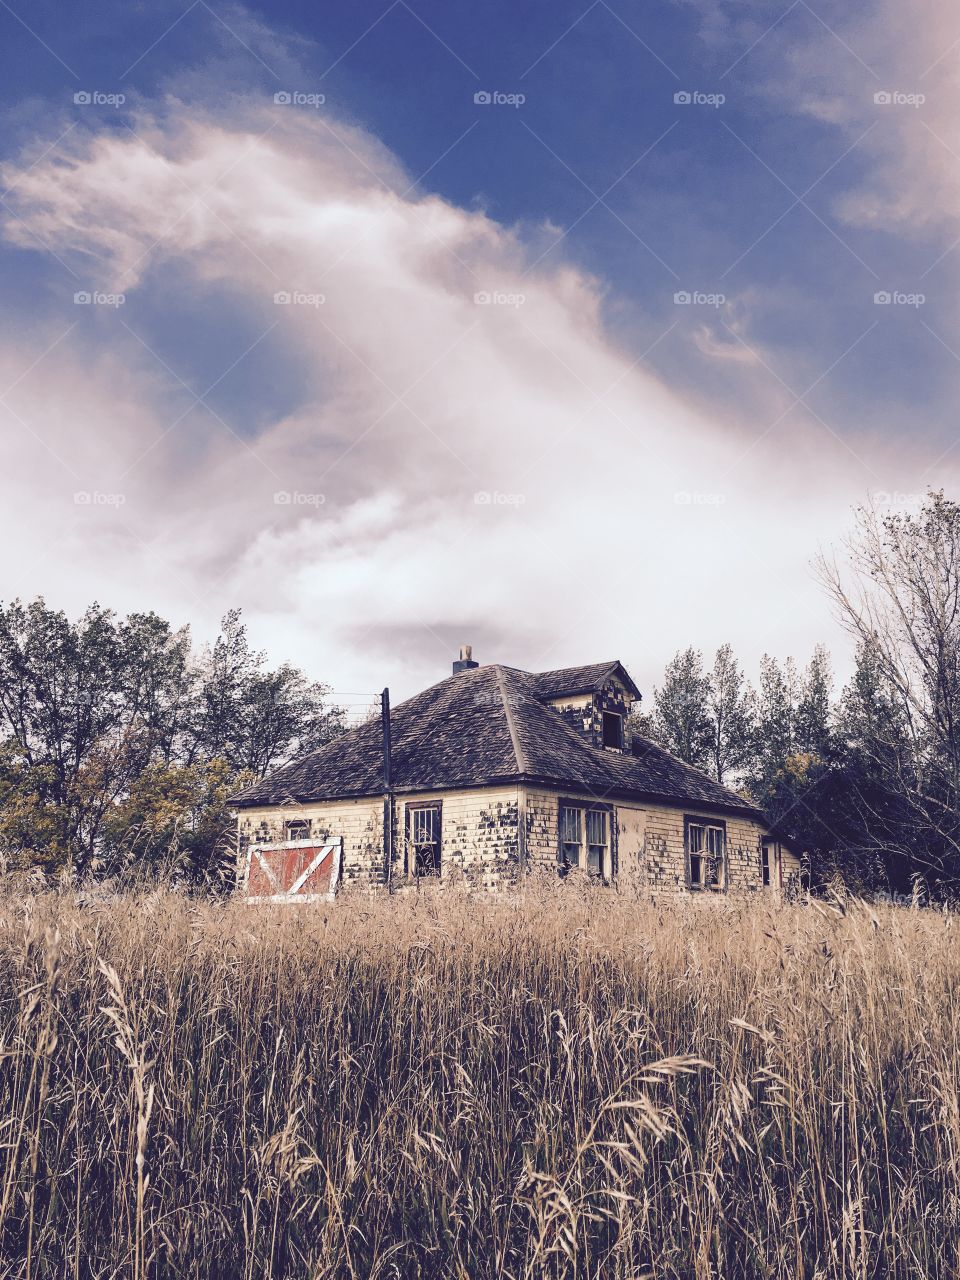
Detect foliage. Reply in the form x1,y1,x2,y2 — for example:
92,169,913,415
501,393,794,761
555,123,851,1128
0,600,344,877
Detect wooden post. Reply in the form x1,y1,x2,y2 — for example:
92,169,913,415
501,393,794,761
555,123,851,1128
382,688,393,889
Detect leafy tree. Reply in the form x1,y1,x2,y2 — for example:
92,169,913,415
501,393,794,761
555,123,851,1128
706,644,755,784
752,655,797,794
100,759,248,883
193,609,344,778
653,648,712,770
0,599,345,878
796,645,833,759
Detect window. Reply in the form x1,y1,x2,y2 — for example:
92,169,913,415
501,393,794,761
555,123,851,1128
285,819,311,841
559,802,611,877
407,803,442,877
602,711,624,750
686,819,726,891
560,805,582,871
586,810,607,875
761,841,780,888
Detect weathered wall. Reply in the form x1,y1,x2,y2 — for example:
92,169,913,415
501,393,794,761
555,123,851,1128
238,798,384,888
238,785,522,892
523,786,794,895
389,786,521,890
547,676,633,751
238,784,799,897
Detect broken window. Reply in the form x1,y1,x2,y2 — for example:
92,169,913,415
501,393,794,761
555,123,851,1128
285,819,311,841
559,803,610,877
601,711,624,750
686,820,726,890
407,803,442,877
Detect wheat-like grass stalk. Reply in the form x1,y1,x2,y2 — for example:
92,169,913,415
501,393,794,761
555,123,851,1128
0,878,953,1277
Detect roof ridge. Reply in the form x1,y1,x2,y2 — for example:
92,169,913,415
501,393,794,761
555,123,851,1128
494,665,528,775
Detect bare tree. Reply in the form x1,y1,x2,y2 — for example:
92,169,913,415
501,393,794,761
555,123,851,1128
818,491,960,885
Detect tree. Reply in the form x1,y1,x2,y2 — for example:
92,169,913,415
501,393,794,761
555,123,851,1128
705,644,755,784
752,655,797,794
653,648,712,769
0,599,345,878
818,491,960,891
193,610,344,778
795,645,833,759
100,759,247,883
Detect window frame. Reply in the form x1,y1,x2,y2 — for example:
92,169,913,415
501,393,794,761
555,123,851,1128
405,801,443,878
761,839,781,889
284,818,311,841
557,799,615,879
601,710,624,750
684,815,727,892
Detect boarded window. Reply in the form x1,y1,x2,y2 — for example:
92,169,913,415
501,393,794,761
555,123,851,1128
407,803,442,876
244,838,341,903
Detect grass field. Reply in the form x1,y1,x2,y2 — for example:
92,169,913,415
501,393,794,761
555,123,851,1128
0,878,956,1279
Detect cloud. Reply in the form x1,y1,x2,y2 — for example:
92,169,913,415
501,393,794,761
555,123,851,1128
0,92,942,697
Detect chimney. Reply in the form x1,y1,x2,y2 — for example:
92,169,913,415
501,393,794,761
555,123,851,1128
452,643,479,675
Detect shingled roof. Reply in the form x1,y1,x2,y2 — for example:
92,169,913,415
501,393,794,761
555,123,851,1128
230,661,760,819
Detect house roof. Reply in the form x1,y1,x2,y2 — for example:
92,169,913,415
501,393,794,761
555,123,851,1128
529,660,642,701
230,661,761,820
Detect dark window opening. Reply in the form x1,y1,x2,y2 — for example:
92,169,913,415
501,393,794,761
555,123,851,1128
602,711,624,749
761,843,771,886
285,819,311,840
407,803,442,877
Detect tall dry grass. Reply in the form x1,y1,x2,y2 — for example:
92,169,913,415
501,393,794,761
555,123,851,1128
0,878,956,1278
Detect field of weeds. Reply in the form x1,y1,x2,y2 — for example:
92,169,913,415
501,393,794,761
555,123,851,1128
0,879,956,1279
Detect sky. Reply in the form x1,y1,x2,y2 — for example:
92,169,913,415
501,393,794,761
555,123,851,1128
0,0,958,704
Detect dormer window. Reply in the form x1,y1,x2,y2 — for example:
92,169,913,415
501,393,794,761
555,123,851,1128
601,711,624,750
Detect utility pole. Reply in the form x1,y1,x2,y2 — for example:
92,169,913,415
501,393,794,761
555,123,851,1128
382,688,393,889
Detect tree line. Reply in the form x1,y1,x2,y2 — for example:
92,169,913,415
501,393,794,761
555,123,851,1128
0,604,344,880
635,491,960,897
3,491,959,896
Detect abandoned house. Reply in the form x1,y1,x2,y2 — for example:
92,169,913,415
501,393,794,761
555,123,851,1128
230,650,800,898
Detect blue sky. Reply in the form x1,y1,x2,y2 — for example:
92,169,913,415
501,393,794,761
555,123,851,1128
0,0,957,698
